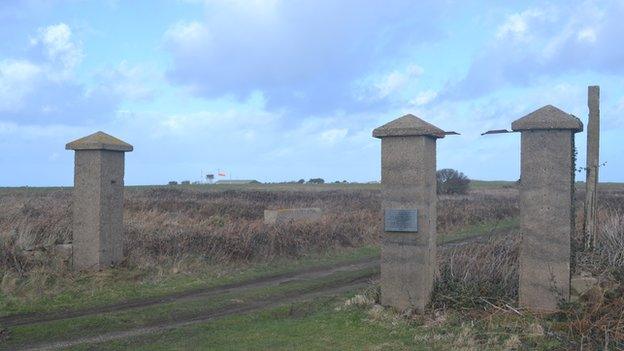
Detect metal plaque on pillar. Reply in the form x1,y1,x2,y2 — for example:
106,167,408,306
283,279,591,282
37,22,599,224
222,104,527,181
384,209,418,232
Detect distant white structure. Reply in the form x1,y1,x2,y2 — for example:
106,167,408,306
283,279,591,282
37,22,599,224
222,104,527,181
215,179,258,185
206,174,215,184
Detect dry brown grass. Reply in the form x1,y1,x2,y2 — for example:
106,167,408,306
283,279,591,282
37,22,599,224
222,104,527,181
1,184,623,348
558,192,624,349
433,234,520,310
0,186,518,276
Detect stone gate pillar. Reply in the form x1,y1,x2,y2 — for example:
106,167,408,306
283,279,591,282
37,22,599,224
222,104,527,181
373,114,445,311
512,105,583,311
66,131,133,271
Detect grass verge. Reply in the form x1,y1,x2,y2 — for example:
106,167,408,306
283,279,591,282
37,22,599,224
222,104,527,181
1,217,517,319
63,291,562,351
1,265,377,350
0,245,378,317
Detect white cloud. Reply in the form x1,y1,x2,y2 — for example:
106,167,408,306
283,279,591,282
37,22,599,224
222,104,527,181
163,1,445,113
0,59,42,112
374,65,423,99
91,61,159,101
48,152,60,161
577,27,597,43
319,128,348,145
0,120,84,139
204,0,280,16
356,64,425,102
0,23,84,113
411,90,437,106
376,72,406,98
443,1,624,100
496,9,547,41
164,21,210,51
125,98,279,138
0,22,138,124
32,23,83,76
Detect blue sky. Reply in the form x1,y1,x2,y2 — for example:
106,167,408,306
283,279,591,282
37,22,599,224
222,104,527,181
1,0,623,186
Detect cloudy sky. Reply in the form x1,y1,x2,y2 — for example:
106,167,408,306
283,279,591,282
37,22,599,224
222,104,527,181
1,0,623,186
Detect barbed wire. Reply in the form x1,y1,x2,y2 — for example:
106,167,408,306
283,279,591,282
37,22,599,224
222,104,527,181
576,161,607,173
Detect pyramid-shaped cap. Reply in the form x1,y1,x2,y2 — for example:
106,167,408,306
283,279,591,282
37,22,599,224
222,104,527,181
66,131,133,152
512,105,583,132
373,114,445,139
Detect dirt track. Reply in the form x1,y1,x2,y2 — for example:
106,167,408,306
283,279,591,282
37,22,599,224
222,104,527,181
2,230,512,350
18,276,373,351
0,257,378,328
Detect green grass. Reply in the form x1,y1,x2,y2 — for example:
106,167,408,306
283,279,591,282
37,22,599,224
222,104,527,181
469,180,517,189
1,265,379,350
439,217,519,243
1,215,518,319
62,294,561,351
1,216,542,350
0,245,379,317
1,216,522,349
72,297,419,351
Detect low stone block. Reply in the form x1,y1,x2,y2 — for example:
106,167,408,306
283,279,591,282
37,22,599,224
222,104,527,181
54,244,73,263
264,208,322,224
571,275,599,301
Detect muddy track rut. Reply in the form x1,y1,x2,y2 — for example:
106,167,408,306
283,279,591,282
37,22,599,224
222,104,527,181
2,230,512,350
1,229,508,329
0,257,378,328
18,276,373,351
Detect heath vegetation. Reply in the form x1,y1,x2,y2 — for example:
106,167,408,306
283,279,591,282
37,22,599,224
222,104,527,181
1,184,623,349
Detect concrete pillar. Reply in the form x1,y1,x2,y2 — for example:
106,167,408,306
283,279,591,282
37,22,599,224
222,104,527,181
66,131,133,271
373,114,445,311
512,105,583,312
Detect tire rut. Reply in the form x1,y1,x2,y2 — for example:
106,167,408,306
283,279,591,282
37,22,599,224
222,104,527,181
16,275,374,351
0,257,378,328
2,227,515,351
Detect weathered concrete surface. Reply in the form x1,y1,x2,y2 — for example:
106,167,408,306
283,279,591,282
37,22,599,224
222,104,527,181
264,208,322,224
66,132,132,271
54,244,73,263
373,114,445,138
373,114,443,312
512,105,583,132
513,106,582,312
571,275,599,302
584,86,600,250
66,131,133,152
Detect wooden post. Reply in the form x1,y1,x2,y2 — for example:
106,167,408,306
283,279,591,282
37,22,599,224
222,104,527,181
584,86,600,251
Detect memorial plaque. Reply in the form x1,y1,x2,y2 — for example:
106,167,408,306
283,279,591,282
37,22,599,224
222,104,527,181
384,209,418,232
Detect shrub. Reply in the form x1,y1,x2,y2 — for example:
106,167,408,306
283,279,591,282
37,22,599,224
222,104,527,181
0,186,523,276
437,169,470,195
433,235,519,309
308,178,325,184
596,208,624,269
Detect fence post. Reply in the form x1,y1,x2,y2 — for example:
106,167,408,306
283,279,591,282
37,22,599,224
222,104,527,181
584,86,600,250
512,105,583,311
66,131,133,271
373,114,445,311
